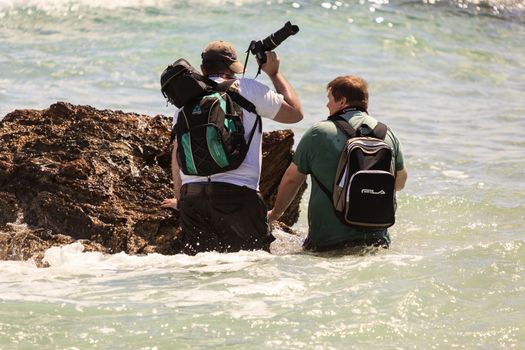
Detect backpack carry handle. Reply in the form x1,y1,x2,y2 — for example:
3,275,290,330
329,115,388,141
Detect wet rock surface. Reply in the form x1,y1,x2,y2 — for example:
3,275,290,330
0,102,305,265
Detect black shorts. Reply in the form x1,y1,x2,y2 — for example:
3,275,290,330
177,182,274,255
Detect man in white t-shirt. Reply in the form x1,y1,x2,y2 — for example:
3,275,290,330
161,40,303,254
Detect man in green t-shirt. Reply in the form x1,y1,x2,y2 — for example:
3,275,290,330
268,75,408,251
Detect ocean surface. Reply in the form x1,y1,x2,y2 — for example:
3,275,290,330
1,0,525,348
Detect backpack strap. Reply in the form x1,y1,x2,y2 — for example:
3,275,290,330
327,107,388,141
206,77,263,149
312,114,355,200
215,79,262,133
328,115,357,139
330,116,388,141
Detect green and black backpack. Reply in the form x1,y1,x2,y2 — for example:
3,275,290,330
160,58,261,176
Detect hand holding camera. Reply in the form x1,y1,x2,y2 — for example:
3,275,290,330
259,51,280,77
244,21,300,77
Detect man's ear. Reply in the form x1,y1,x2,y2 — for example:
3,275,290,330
338,96,348,108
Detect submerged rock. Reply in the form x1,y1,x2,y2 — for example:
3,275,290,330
0,102,305,265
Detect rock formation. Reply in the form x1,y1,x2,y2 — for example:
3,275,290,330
0,102,305,265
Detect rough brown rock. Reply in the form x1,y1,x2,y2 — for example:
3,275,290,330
261,130,307,226
0,192,18,227
0,102,305,264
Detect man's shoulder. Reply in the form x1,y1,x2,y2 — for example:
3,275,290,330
235,77,283,120
357,113,400,140
363,115,403,158
298,120,337,149
236,77,267,89
235,78,273,101
349,111,378,129
304,119,338,138
310,119,336,131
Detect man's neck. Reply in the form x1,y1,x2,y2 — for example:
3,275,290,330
328,106,358,119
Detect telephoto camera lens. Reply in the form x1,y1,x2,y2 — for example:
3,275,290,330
249,21,300,64
261,21,299,52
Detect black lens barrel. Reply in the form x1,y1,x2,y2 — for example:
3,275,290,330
262,21,299,51
249,21,299,64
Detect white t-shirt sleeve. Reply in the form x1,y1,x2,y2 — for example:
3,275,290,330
238,78,284,120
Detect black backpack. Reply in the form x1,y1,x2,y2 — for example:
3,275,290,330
312,114,396,229
160,58,261,176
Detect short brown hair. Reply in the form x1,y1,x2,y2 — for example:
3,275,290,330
327,75,369,112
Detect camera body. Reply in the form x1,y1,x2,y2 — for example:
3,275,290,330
249,21,299,65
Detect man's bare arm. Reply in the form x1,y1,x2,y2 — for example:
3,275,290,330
161,141,182,209
260,51,303,124
267,163,307,222
395,168,408,191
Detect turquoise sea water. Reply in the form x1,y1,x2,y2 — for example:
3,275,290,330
1,0,525,348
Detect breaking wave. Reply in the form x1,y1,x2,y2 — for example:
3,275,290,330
0,0,524,22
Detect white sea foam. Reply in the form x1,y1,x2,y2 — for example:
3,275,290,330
0,0,169,10
0,242,280,304
229,300,275,319
2,0,521,13
39,243,281,283
0,0,263,11
442,169,469,179
270,228,304,255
